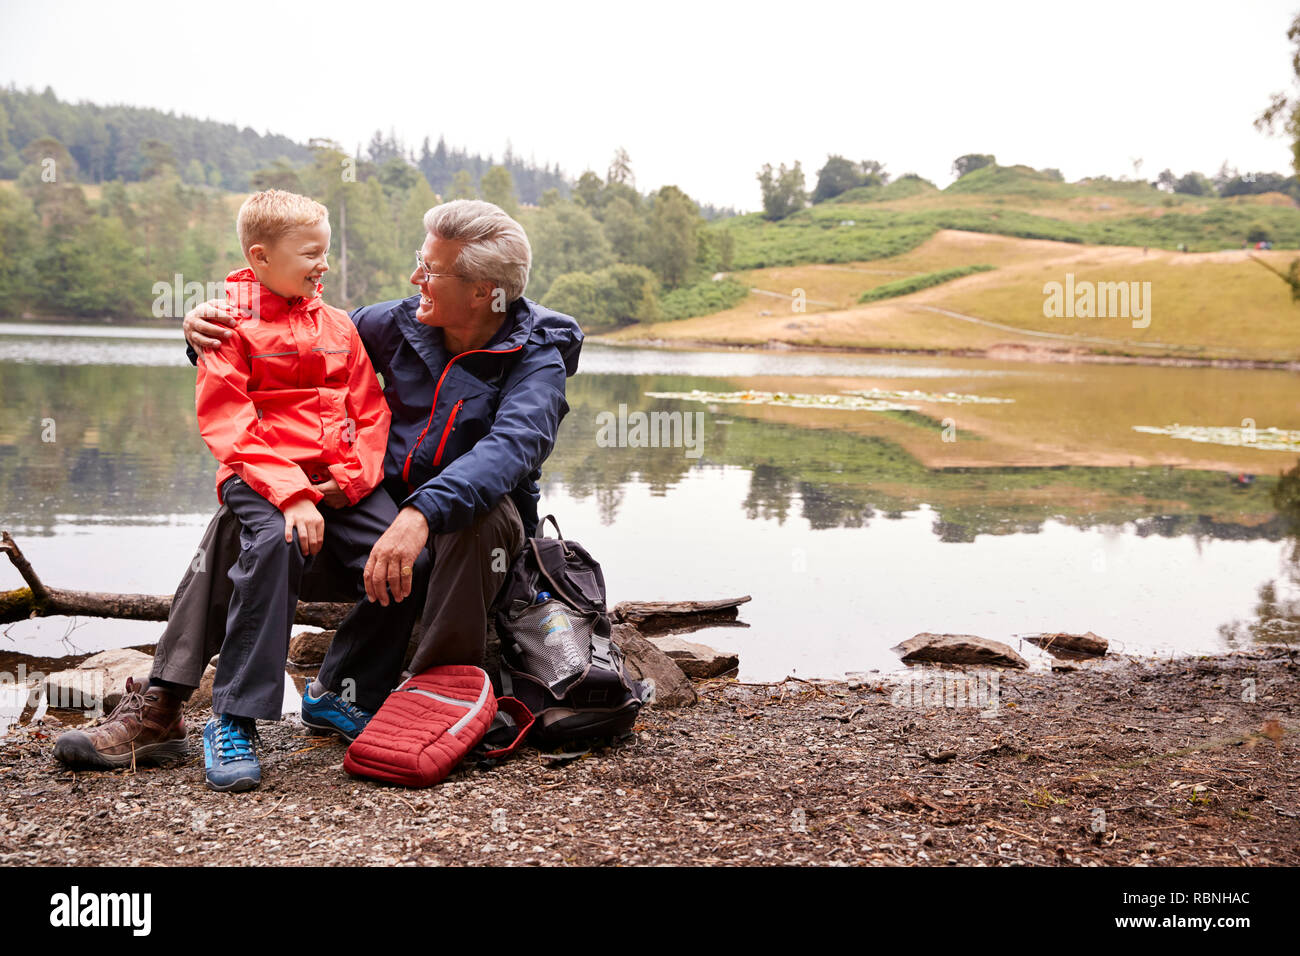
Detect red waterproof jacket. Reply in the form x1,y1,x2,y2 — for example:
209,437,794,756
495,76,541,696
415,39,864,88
196,268,391,510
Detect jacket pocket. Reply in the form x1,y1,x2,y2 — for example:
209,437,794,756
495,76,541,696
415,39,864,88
312,346,351,386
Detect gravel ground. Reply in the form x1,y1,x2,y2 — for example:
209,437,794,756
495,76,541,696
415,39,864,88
1,647,1296,866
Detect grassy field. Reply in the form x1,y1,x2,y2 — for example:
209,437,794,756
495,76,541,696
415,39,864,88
603,230,1300,361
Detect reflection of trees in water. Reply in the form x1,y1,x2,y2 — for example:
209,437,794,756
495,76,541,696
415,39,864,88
1218,460,1300,647
544,374,725,525
932,520,974,543
934,517,1047,542
4,360,1292,568
798,482,872,530
545,375,1291,544
0,363,214,532
1134,514,1292,542
743,464,794,524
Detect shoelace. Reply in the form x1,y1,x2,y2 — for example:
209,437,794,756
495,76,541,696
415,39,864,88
335,697,369,722
100,679,145,724
214,716,257,761
310,689,368,723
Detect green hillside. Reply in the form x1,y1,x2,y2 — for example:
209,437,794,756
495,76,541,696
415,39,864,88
711,164,1300,270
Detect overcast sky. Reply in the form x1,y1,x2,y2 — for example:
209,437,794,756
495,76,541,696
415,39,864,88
2,0,1298,211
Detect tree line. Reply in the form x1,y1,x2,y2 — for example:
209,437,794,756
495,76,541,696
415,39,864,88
0,86,572,201
756,150,1300,220
0,97,735,327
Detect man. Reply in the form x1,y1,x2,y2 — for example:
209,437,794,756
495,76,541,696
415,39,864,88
54,199,583,770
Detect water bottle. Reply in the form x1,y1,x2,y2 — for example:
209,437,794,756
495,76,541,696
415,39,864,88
539,600,585,673
535,591,551,603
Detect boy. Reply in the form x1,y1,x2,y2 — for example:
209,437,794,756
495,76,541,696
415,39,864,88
194,189,392,792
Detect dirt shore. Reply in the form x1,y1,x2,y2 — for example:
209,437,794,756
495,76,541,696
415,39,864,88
1,647,1296,866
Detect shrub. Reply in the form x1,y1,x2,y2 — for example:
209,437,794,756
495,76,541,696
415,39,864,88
1246,222,1273,244
541,263,662,328
858,265,995,303
659,277,750,320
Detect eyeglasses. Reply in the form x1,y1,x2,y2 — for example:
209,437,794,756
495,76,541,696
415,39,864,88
414,251,468,283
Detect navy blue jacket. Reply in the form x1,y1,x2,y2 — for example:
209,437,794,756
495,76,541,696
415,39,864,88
190,294,582,539
353,294,581,539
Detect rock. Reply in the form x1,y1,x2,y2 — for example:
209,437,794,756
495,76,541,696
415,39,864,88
646,635,739,680
611,624,696,708
893,633,1028,670
1025,631,1108,658
612,597,751,634
42,648,154,711
288,629,335,667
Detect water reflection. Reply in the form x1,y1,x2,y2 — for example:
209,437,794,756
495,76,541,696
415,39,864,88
0,334,1296,673
1218,463,1300,646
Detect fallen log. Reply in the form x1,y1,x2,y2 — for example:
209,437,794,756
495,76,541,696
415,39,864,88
1,531,386,629
612,596,752,634
1,533,749,637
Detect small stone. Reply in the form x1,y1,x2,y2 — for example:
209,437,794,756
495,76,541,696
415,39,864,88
646,635,739,680
288,630,335,667
893,633,1028,669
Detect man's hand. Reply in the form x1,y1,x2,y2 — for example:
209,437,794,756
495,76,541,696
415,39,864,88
364,507,429,606
312,477,349,509
282,498,325,557
183,298,246,351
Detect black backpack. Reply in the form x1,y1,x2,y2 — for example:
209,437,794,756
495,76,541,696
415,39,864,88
484,515,649,754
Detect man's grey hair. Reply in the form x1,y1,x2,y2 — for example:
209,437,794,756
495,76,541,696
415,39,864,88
423,200,531,302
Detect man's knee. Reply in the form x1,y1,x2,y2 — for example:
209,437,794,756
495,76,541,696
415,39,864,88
432,495,525,561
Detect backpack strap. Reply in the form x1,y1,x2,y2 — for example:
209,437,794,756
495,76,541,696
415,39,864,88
478,696,534,759
530,537,582,609
537,514,564,540
590,631,615,670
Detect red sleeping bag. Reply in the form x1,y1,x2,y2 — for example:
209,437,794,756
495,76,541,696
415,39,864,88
343,665,497,787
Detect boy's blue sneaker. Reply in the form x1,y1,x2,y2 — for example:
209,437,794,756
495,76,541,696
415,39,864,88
202,714,261,792
301,684,373,742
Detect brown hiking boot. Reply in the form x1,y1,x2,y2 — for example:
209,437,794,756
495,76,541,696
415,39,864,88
53,677,187,769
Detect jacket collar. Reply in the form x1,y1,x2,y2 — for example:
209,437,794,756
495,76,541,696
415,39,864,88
396,296,535,378
224,267,323,322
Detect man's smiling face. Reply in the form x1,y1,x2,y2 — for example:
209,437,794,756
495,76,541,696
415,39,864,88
412,234,476,328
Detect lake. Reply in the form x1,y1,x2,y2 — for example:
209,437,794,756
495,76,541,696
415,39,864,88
1,321,1297,688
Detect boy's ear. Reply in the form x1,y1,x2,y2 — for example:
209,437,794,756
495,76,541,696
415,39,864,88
246,243,269,266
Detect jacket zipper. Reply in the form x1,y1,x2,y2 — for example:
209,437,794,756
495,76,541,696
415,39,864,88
402,342,524,485
432,400,463,468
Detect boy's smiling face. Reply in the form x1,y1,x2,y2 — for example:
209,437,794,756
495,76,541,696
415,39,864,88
246,219,330,300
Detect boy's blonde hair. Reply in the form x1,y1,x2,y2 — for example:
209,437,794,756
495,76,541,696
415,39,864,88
237,189,329,253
